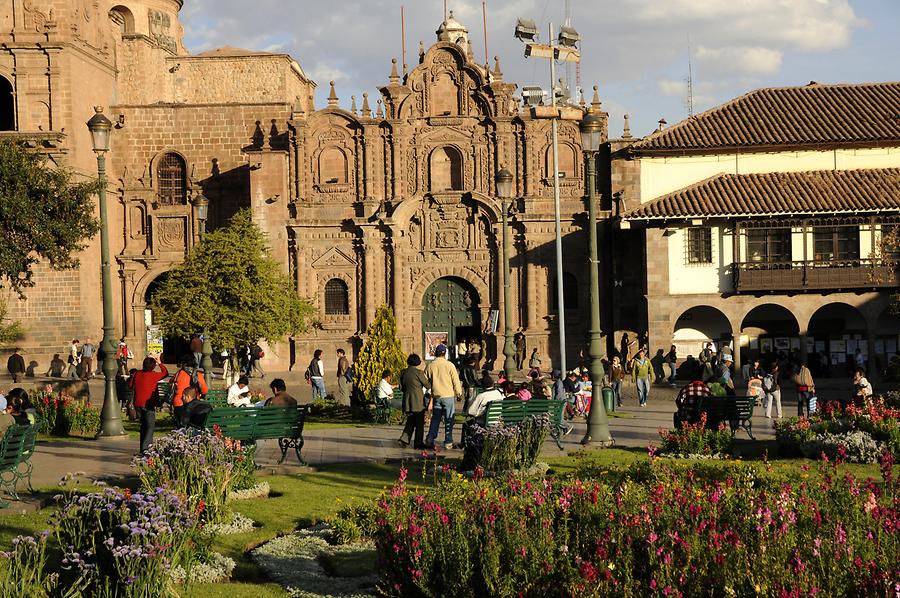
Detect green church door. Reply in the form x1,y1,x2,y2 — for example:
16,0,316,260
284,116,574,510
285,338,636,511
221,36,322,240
421,277,481,358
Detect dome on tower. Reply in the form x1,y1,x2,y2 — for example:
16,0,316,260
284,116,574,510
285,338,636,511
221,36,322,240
436,10,470,50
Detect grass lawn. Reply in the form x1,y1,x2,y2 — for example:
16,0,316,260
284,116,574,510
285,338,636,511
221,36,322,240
1,445,888,597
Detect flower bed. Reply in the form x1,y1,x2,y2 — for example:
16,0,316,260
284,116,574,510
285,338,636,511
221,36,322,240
31,386,99,436
132,428,256,523
227,480,271,502
656,412,733,458
776,399,899,462
251,524,377,598
461,413,549,472
371,456,899,597
1,487,205,597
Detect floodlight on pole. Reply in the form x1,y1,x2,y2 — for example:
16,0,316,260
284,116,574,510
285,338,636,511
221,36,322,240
514,18,539,42
558,25,580,48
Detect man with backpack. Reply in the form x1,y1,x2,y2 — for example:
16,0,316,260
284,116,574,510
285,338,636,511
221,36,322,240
305,349,326,400
336,348,352,406
170,355,209,423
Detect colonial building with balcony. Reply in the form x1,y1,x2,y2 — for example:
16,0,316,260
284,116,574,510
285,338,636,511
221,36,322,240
613,81,900,378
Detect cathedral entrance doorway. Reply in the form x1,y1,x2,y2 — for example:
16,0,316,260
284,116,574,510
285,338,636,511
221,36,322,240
144,272,190,364
421,277,481,360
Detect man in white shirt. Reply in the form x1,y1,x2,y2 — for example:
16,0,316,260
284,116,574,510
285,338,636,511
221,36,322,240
376,370,393,402
466,376,503,422
227,376,252,407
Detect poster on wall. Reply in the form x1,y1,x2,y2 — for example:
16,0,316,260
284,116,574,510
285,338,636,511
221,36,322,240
486,310,500,334
831,339,847,354
760,338,773,353
774,337,790,351
146,325,163,355
875,339,885,355
790,338,801,351
886,339,897,354
815,341,826,353
847,340,858,354
749,338,759,350
806,338,816,354
424,332,449,361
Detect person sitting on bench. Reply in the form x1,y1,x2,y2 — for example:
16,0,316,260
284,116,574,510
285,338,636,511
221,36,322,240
180,387,212,429
673,380,710,429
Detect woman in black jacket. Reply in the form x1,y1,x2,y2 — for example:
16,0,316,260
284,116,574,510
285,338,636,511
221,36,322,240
398,354,431,449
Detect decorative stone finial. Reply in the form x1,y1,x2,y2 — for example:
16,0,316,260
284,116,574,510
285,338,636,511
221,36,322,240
376,99,384,118
419,41,425,61
389,58,399,84
350,95,358,115
327,81,339,106
493,55,503,78
623,114,633,139
591,85,602,111
361,93,372,118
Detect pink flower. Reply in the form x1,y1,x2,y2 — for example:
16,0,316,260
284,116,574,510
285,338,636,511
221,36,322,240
518,546,527,558
398,467,408,483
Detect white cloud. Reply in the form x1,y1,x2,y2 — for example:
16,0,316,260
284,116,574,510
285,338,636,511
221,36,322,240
695,46,783,75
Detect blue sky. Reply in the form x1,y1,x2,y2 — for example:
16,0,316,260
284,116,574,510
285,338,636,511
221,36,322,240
180,0,900,138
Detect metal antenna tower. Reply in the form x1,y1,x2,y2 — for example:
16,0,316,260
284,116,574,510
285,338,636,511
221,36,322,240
686,34,695,117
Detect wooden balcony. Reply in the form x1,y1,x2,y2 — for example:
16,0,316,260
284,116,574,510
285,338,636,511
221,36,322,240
734,259,899,293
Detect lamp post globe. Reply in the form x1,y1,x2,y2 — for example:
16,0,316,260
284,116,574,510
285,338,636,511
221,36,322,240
495,167,518,378
579,108,613,447
87,107,125,439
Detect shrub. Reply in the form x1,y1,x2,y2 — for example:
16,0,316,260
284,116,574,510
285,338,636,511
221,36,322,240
353,305,406,408
373,457,899,597
132,428,256,523
800,431,886,463
657,412,733,456
329,503,380,545
461,414,550,472
30,388,99,436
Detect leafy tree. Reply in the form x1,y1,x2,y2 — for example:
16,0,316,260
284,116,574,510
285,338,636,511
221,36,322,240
0,139,99,297
354,305,407,403
149,209,314,352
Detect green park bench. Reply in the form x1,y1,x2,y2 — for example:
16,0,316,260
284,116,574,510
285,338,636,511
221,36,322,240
697,395,756,440
204,406,309,465
0,425,38,507
482,398,567,450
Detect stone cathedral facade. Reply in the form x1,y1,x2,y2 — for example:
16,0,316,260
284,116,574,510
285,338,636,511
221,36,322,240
0,3,605,371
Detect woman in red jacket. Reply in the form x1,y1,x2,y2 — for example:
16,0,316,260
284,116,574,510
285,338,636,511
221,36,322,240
129,356,168,455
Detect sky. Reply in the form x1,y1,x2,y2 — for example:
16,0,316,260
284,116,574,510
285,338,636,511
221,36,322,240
179,0,900,138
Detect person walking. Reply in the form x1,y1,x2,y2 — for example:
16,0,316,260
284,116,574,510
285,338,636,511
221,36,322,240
764,362,783,419
306,349,326,400
398,354,431,449
794,362,816,416
631,348,655,407
45,354,66,378
336,348,352,406
250,344,265,378
699,342,715,382
528,348,542,377
664,345,678,387
455,338,468,365
67,340,81,379
608,355,626,407
620,333,635,363
424,344,462,450
468,338,483,371
6,348,25,383
189,335,203,369
459,356,478,413
129,356,168,455
716,357,736,397
115,339,131,376
514,329,526,370
80,338,95,381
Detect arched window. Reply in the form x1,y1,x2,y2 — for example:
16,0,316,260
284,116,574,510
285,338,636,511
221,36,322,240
108,6,135,35
0,77,14,131
324,278,350,315
157,153,187,205
430,146,463,192
545,144,577,179
319,147,348,185
550,271,579,311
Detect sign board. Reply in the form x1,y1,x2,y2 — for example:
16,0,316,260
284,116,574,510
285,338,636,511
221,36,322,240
486,310,500,334
424,331,449,361
146,325,163,355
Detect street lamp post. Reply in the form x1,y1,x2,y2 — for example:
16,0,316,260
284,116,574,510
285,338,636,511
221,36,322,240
579,110,613,446
193,192,214,375
87,107,126,439
514,18,582,373
495,167,517,376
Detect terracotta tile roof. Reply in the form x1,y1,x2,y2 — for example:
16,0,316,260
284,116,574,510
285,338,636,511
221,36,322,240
630,82,900,152
623,168,900,220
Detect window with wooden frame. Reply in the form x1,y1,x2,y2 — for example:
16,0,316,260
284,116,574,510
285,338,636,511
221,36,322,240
813,226,860,262
324,278,350,315
747,228,791,263
157,153,187,205
687,227,713,264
